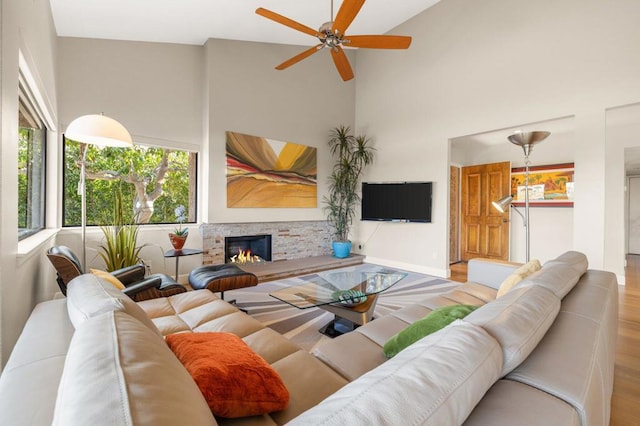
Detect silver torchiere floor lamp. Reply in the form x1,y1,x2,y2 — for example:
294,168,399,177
492,131,550,262
65,114,133,269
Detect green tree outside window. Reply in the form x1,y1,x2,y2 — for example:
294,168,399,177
63,140,196,226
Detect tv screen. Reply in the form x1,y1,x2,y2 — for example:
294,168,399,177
361,182,432,223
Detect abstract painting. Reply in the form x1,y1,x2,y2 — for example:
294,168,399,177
226,131,317,208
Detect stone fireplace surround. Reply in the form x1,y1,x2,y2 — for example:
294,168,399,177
201,221,332,266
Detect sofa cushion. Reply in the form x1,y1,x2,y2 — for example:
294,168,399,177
165,332,289,418
517,263,582,299
66,273,161,337
0,300,73,426
289,320,502,426
269,350,349,425
312,332,388,381
465,285,560,377
52,310,216,426
383,304,478,358
464,379,580,425
137,290,241,336
545,251,588,274
89,268,125,290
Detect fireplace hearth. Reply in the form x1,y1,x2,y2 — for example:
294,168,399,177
225,234,272,264
202,221,332,265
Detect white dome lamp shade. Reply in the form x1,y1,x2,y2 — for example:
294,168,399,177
65,114,133,147
65,114,133,269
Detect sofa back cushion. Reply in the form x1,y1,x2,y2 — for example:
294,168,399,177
517,263,582,299
545,251,588,273
288,321,502,426
465,285,560,377
66,274,161,337
53,310,216,426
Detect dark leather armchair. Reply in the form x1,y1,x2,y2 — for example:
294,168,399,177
46,245,187,302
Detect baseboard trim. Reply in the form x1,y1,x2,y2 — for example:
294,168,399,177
364,256,449,279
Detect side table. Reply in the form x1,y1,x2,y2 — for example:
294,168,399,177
163,248,203,281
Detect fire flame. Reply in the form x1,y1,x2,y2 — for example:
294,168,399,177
230,249,264,264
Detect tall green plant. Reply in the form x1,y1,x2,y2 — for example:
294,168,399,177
97,184,144,271
323,125,375,242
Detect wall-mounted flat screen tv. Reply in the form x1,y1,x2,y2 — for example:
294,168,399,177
361,182,432,223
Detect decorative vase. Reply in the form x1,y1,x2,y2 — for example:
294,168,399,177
332,241,352,259
169,233,187,250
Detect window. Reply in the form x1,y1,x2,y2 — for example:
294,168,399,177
18,82,46,240
62,141,197,226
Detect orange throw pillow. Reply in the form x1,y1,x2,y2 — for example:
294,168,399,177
165,332,289,418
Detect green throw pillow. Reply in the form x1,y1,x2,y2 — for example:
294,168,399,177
383,304,478,358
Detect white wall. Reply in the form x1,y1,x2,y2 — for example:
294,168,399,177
57,38,204,150
605,102,640,280
1,0,59,365
204,39,355,224
354,0,640,276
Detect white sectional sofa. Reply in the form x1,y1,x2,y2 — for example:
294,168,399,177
0,251,617,425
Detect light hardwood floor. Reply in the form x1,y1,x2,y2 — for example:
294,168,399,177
611,255,640,425
449,257,640,425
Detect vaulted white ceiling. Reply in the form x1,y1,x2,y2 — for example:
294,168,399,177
49,0,440,46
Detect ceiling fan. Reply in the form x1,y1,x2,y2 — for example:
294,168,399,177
256,0,412,81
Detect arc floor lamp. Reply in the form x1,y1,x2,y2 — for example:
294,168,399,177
492,131,550,262
65,114,133,269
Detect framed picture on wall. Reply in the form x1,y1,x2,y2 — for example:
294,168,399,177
511,162,574,207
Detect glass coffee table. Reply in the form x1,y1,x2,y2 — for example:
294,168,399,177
270,266,407,337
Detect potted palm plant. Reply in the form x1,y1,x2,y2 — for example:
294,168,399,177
323,125,375,258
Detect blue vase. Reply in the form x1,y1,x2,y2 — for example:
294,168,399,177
332,241,352,258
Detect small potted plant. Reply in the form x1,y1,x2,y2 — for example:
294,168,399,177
169,205,189,250
323,125,375,258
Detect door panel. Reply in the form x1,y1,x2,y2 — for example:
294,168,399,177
466,223,481,253
461,161,511,261
449,166,460,263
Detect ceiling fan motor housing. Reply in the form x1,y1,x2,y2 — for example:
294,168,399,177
318,21,343,47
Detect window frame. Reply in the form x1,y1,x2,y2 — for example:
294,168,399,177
17,76,47,240
61,140,198,228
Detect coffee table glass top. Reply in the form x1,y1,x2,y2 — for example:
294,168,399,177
270,266,407,309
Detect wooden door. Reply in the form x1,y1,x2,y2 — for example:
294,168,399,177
461,161,510,261
449,166,460,263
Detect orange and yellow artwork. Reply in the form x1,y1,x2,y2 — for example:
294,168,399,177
511,163,574,207
226,131,317,208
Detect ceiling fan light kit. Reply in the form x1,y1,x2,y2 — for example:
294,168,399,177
256,0,412,81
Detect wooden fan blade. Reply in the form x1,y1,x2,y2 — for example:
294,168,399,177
344,35,412,49
256,7,319,37
276,44,323,70
330,46,354,81
332,0,366,35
